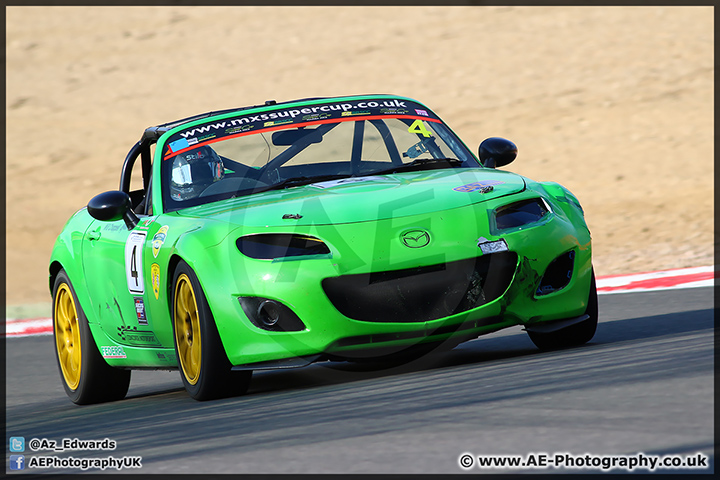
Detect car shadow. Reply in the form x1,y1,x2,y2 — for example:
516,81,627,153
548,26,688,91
241,306,713,397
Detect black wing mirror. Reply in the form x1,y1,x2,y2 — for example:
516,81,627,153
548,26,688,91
479,137,517,168
87,190,139,230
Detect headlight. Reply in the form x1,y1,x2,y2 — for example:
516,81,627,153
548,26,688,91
493,197,551,231
236,234,330,260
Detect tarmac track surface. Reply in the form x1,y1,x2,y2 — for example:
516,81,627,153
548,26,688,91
6,287,714,474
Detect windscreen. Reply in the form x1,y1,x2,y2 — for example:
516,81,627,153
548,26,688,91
160,98,479,211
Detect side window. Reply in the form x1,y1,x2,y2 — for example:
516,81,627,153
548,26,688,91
129,160,144,191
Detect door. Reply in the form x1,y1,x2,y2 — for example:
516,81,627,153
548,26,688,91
82,218,164,350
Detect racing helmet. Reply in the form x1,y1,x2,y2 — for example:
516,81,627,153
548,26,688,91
170,145,224,201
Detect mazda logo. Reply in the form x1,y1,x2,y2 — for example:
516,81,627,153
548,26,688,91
400,229,430,248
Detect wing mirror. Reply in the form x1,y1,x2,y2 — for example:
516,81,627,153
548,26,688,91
479,137,517,168
87,190,139,229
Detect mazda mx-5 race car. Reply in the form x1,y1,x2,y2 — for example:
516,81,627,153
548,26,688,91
50,94,597,403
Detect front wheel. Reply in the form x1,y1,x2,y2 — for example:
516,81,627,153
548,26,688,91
172,260,251,400
527,270,599,351
52,269,131,404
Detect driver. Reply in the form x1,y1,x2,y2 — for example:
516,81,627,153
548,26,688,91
170,145,224,201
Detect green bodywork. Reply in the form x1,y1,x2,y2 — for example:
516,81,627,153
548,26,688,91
50,95,592,371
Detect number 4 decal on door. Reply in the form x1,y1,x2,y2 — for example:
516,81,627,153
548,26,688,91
125,231,146,294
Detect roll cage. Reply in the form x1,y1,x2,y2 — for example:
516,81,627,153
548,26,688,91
119,98,329,215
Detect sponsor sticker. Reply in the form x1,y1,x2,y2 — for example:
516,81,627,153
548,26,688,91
453,180,505,193
225,125,254,135
302,113,331,122
152,226,169,258
380,108,409,115
156,352,177,363
116,326,161,347
103,223,124,232
101,346,127,359
140,218,154,228
264,119,293,127
134,298,147,325
151,263,161,300
168,138,190,153
341,110,371,117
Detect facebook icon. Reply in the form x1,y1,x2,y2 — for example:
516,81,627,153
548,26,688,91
9,455,25,470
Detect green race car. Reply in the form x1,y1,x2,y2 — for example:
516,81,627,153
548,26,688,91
50,94,597,404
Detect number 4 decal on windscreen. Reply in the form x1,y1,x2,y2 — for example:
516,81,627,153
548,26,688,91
125,231,146,294
408,119,432,138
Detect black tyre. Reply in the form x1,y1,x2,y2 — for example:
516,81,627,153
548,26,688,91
52,269,131,404
172,260,252,400
527,270,598,351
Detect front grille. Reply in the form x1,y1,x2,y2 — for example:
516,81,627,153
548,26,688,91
321,252,517,323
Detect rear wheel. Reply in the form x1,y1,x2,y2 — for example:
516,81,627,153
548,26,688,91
172,260,251,400
53,269,130,404
527,270,598,351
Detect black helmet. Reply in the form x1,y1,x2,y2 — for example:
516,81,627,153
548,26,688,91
170,145,224,201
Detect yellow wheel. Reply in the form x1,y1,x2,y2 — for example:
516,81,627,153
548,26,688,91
171,260,252,400
52,269,131,404
174,273,202,385
54,283,82,390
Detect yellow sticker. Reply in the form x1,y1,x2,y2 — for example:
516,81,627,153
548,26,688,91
152,225,169,258
151,263,161,300
408,119,432,137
